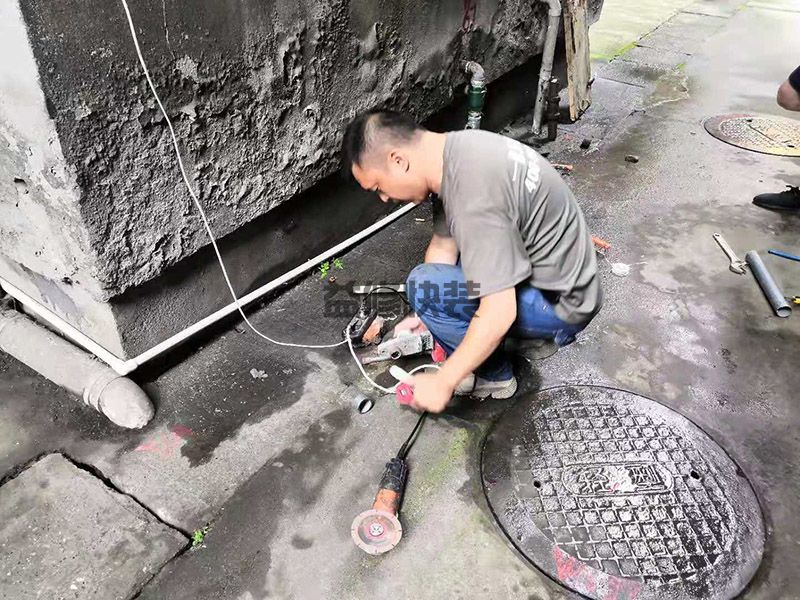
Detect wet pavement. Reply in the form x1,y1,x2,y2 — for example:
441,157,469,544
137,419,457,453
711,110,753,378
1,0,800,598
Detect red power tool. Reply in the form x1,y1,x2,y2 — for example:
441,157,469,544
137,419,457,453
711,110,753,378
390,365,415,406
350,366,428,555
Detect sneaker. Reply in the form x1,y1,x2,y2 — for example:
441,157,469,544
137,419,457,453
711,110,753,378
454,373,518,399
753,185,800,211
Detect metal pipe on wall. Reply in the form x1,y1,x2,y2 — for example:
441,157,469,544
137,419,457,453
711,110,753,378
532,0,562,135
464,61,486,129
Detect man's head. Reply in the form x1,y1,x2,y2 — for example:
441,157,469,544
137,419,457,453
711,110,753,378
341,110,430,204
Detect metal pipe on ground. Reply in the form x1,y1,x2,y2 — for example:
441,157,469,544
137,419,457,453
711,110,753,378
532,0,562,135
0,305,154,429
745,250,791,318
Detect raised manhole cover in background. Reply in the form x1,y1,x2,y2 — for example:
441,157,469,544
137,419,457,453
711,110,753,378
704,113,800,156
481,386,764,600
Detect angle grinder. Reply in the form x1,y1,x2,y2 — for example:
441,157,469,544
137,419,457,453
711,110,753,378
351,383,427,555
350,456,408,555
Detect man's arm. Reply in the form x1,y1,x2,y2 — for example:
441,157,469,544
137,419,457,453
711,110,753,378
424,234,458,265
410,287,517,413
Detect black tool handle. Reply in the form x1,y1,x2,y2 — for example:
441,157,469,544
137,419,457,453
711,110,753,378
379,457,408,494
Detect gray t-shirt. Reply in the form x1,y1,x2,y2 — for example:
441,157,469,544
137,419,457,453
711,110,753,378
433,130,601,324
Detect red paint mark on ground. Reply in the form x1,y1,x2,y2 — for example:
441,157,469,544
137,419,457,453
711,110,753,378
604,576,642,600
171,424,194,439
554,547,598,595
136,424,194,458
552,547,641,600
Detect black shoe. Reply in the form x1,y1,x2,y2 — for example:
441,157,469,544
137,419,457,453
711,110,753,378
753,185,800,211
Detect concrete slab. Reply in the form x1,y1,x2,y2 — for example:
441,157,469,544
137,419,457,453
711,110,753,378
135,403,571,600
593,59,675,90
746,0,800,12
0,454,186,600
618,45,692,71
636,11,729,55
558,78,646,148
683,0,743,17
589,0,696,60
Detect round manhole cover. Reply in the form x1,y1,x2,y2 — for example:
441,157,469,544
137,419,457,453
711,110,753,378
704,113,800,156
481,386,764,600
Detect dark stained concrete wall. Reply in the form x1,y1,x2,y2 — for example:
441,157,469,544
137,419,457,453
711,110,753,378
1,0,602,358
17,0,561,296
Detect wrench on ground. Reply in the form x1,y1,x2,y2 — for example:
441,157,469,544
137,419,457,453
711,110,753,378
712,233,747,275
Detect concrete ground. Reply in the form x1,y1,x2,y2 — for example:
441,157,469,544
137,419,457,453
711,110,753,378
1,0,799,598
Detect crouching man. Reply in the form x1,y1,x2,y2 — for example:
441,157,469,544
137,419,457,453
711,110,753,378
341,110,602,413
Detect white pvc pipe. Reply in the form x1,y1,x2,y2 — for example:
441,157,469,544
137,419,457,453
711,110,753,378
0,276,129,374
0,203,416,376
128,202,417,373
0,307,154,428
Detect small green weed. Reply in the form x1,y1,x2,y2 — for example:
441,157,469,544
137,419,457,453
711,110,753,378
319,258,345,279
319,261,331,279
191,526,209,547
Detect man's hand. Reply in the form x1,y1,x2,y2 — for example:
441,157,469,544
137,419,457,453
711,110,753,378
393,314,428,336
408,372,454,413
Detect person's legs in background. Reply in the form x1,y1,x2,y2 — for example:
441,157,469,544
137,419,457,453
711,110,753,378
752,65,800,212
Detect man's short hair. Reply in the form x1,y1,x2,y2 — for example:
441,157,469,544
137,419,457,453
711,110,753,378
341,110,424,179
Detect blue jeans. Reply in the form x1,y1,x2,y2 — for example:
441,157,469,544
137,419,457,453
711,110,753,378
406,263,589,381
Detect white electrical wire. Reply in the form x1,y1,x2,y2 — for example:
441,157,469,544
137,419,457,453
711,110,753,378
346,331,440,394
119,0,344,350
406,363,442,376
346,334,394,393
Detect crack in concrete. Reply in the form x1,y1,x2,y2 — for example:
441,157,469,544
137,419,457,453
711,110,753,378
1,451,193,600
680,10,729,18
59,452,194,600
0,450,52,487
161,0,176,60
57,452,191,538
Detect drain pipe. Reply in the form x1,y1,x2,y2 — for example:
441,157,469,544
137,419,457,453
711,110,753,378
532,0,562,136
0,305,154,429
464,61,486,129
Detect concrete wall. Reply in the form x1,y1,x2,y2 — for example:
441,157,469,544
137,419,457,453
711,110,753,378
1,0,602,359
0,1,125,351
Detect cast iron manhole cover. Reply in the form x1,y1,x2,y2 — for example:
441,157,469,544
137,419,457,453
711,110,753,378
704,113,800,156
482,386,764,600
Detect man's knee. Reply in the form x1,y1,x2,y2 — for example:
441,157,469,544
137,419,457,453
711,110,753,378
406,263,436,288
406,263,462,312
406,264,438,311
